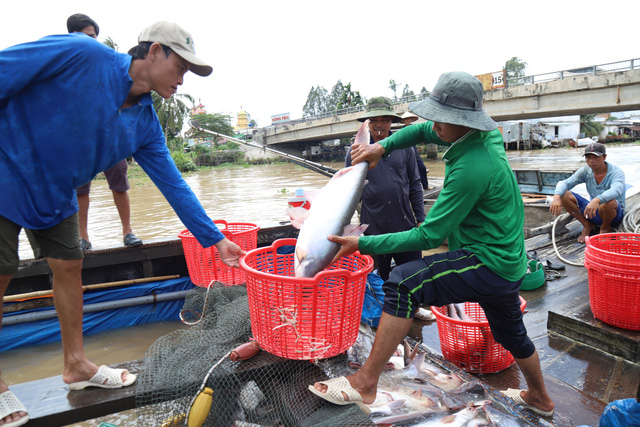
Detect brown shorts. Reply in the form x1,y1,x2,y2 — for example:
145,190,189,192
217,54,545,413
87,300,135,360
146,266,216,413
76,159,130,195
0,213,83,275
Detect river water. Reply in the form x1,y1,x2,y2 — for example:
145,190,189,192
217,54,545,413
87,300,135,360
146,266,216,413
16,143,640,258
4,143,640,425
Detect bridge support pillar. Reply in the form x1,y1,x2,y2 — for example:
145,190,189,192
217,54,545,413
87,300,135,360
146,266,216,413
426,143,438,159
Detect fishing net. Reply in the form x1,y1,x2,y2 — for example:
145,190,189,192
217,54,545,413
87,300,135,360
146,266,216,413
134,283,547,427
134,283,373,427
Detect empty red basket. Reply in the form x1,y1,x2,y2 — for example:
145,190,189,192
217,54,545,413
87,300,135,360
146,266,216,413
432,296,527,374
585,233,640,330
240,238,374,360
179,220,260,287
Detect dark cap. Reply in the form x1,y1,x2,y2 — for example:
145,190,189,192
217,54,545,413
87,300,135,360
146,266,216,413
358,96,402,122
583,142,606,157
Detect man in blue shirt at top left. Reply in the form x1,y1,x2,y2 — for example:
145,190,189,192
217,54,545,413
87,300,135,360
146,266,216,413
0,21,244,426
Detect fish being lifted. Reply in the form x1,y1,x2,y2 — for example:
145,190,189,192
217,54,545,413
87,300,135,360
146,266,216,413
288,120,371,277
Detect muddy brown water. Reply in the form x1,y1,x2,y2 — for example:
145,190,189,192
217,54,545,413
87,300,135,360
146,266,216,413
5,143,640,425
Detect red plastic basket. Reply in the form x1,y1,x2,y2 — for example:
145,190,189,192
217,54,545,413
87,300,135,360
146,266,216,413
585,233,640,269
240,238,374,360
179,220,260,287
584,233,640,330
432,296,527,374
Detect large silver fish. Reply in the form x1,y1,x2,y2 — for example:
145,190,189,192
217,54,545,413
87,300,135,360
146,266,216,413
289,120,371,277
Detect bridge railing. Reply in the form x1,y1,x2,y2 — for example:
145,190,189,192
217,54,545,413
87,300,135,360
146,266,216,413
264,58,640,129
505,58,640,86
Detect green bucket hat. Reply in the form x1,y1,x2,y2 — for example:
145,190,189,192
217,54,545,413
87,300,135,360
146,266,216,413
409,72,497,131
358,96,402,123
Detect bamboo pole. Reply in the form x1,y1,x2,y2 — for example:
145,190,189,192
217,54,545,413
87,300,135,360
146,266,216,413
3,275,181,303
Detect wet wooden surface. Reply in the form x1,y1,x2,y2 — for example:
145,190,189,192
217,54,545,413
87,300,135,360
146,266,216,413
412,218,640,427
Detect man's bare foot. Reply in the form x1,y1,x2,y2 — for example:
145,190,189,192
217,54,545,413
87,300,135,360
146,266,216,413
577,224,594,243
312,374,377,405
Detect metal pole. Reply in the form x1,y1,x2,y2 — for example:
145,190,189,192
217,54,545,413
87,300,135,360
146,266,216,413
2,290,191,326
190,125,338,178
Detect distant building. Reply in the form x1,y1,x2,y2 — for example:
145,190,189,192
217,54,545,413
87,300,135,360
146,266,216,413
235,108,251,131
190,100,207,116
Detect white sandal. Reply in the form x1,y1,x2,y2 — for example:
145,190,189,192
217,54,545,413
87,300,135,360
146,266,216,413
68,365,137,390
0,390,29,427
308,377,371,415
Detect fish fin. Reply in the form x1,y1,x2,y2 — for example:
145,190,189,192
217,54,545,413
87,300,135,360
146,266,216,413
295,246,307,264
342,223,369,237
353,119,371,146
286,207,309,229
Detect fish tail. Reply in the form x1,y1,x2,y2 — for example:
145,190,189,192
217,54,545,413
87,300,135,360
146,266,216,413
353,119,371,146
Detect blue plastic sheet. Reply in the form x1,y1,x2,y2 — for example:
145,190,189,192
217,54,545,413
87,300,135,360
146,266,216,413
598,398,640,427
0,277,195,352
361,272,385,327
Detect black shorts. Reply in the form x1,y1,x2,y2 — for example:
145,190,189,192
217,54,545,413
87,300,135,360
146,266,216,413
383,249,535,359
0,213,83,274
76,159,130,195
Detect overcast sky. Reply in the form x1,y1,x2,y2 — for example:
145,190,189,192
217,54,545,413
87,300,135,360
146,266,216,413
2,0,637,127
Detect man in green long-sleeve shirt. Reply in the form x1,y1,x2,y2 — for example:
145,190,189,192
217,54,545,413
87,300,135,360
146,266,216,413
309,72,555,418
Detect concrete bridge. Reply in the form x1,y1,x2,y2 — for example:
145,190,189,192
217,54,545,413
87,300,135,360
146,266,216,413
254,63,640,150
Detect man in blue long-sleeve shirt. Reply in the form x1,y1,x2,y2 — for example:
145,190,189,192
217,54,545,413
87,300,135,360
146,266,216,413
0,21,244,426
550,142,625,243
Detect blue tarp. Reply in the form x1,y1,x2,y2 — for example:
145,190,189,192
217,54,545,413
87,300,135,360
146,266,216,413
0,277,195,352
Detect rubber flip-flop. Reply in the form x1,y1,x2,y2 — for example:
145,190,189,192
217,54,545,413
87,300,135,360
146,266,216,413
68,365,137,390
308,377,371,415
0,390,30,427
502,388,554,417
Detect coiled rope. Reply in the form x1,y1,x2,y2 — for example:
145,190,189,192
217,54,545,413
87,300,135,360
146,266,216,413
552,201,640,267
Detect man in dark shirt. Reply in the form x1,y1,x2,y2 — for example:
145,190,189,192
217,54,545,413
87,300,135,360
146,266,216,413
345,97,431,320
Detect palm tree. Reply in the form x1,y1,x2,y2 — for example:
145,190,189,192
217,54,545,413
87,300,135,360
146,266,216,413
102,37,119,51
152,92,195,144
580,114,604,138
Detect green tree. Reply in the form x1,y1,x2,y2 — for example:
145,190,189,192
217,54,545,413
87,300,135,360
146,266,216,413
401,84,415,100
389,79,400,99
102,37,118,51
337,82,364,110
504,57,527,86
191,113,235,143
580,114,604,138
152,92,195,143
302,85,329,117
327,80,345,111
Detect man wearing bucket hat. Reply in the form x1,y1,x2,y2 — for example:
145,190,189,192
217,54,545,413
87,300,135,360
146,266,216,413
310,72,555,418
345,97,429,319
0,21,244,425
550,142,625,243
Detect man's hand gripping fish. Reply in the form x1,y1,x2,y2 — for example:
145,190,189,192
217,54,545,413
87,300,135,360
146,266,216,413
287,120,371,277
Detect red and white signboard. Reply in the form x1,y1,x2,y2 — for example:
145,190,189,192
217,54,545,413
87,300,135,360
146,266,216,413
271,113,291,125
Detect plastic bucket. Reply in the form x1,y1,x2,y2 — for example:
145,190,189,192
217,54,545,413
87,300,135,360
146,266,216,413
432,296,527,374
179,220,260,287
240,238,374,360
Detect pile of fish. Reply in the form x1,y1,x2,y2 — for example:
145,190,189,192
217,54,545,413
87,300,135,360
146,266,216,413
348,326,532,426
440,303,497,374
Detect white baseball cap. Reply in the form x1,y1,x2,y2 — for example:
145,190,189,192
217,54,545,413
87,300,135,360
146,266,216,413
138,21,212,77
